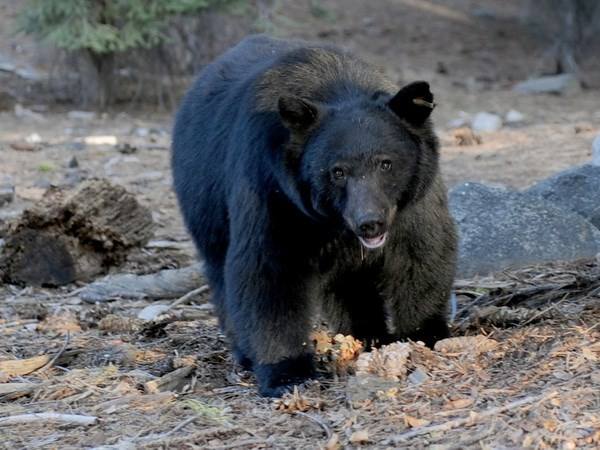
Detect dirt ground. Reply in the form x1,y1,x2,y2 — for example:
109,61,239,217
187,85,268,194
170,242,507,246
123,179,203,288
1,0,599,449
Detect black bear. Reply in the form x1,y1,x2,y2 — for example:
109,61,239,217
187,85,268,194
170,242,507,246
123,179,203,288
172,35,457,397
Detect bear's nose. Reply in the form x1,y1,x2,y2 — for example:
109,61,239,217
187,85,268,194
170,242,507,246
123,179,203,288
357,215,385,238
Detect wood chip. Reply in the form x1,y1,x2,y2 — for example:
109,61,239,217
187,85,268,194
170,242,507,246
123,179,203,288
404,415,431,428
349,430,369,444
143,366,193,394
0,355,50,381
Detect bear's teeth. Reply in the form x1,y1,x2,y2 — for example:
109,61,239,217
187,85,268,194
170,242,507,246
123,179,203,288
359,233,387,249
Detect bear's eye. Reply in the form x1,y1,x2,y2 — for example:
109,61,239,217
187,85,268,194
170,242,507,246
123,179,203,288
332,167,345,180
380,160,392,171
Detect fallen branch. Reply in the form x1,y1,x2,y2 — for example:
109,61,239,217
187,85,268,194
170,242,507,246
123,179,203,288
388,391,558,443
295,411,332,439
0,355,50,380
144,366,194,394
167,285,210,310
79,263,205,302
0,412,98,426
37,332,70,373
0,383,38,396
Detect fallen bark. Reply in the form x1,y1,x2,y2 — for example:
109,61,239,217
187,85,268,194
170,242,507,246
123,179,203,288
0,179,154,286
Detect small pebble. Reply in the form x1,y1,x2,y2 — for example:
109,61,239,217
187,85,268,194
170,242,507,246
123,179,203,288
471,112,502,133
137,304,170,321
505,109,524,123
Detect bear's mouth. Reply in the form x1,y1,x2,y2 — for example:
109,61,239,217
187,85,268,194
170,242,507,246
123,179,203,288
358,233,387,249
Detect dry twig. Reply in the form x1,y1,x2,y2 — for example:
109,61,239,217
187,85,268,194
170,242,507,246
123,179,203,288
388,391,558,443
0,412,98,426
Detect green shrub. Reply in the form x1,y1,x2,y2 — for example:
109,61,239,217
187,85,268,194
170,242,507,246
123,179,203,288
19,0,241,54
18,0,245,106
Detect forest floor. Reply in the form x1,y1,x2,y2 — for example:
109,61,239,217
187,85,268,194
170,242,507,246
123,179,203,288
0,0,599,448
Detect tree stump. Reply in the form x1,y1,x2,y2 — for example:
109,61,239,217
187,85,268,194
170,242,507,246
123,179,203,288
0,179,154,286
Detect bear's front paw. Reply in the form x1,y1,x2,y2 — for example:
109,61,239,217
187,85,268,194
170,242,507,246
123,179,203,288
254,354,316,397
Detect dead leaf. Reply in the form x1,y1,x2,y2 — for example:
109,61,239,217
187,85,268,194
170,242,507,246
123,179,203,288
452,127,482,146
581,346,597,361
325,433,341,450
404,414,430,428
312,330,333,354
274,386,321,412
444,398,474,410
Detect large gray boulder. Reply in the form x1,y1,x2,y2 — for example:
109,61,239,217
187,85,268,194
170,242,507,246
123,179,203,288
449,182,600,278
526,164,600,230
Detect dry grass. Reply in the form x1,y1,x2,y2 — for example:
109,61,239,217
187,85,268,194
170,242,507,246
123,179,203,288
0,259,598,449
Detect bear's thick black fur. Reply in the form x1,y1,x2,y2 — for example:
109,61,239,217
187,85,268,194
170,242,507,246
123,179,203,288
172,35,457,397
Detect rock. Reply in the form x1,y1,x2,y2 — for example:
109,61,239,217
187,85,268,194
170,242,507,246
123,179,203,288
526,164,600,229
14,104,46,122
10,141,40,152
0,186,15,207
505,109,525,124
69,142,86,152
592,135,600,167
63,169,84,187
0,91,17,111
513,74,581,95
104,156,140,177
447,111,471,129
85,135,118,146
137,304,170,321
471,112,502,133
0,183,15,207
67,110,96,121
25,133,42,144
133,127,150,137
0,56,43,81
346,375,398,404
68,157,79,168
449,182,600,277
408,367,429,385
133,171,163,184
117,142,138,154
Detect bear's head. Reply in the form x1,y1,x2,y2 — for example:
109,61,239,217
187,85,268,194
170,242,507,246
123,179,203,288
277,81,439,249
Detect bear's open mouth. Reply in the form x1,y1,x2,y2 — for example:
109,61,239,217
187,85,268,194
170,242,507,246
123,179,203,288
358,233,387,249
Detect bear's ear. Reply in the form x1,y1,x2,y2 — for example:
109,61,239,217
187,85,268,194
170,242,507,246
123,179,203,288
387,81,435,126
278,96,319,131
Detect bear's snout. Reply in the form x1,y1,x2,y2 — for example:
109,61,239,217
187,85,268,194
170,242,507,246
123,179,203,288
357,213,386,238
